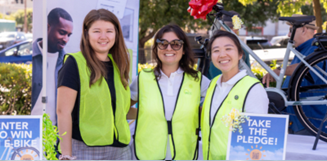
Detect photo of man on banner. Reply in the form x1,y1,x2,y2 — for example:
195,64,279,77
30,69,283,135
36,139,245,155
31,8,73,125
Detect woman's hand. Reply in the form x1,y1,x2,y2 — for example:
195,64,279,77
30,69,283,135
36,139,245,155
59,155,77,160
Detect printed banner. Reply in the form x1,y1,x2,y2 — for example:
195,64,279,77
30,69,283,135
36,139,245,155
96,0,128,19
226,113,289,160
32,0,140,124
0,116,42,160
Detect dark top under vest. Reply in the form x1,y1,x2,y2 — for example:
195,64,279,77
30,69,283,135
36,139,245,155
58,56,126,147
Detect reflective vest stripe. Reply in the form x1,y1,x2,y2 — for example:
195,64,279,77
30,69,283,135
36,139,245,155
135,69,201,160
202,75,260,160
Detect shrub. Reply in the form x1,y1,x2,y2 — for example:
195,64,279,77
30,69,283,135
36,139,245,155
43,113,64,160
0,63,32,115
251,60,280,87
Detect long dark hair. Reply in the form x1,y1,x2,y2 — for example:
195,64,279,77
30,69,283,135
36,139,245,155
152,24,198,80
208,30,244,57
80,9,130,88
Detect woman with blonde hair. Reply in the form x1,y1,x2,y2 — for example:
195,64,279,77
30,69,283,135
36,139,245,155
57,9,131,160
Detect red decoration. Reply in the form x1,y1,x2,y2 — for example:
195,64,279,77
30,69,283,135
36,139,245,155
188,0,218,20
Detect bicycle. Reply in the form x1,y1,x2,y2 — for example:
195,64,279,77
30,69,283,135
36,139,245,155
193,2,327,143
0,137,41,160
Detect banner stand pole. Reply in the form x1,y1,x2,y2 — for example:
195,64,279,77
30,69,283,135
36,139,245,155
42,0,47,115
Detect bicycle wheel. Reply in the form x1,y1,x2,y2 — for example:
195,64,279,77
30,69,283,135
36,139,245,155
11,147,40,160
289,51,327,141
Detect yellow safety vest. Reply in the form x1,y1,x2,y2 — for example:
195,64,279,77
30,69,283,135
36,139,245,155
201,74,260,160
134,69,202,160
65,51,131,146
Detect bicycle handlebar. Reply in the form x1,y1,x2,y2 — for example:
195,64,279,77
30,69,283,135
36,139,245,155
220,10,235,17
193,48,205,58
211,3,236,19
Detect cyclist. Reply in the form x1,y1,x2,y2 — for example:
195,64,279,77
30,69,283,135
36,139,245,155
207,11,251,79
129,24,210,160
262,14,327,135
202,30,268,160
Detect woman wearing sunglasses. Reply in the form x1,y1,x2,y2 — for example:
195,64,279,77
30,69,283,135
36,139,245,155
129,24,210,160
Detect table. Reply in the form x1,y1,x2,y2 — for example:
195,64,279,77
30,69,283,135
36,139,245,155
129,121,327,160
286,134,327,160
197,134,327,160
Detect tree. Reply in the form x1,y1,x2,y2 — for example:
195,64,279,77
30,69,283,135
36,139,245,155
1,13,15,21
12,9,33,32
301,2,327,32
261,0,327,33
138,0,208,63
239,0,327,32
223,0,280,31
138,0,283,63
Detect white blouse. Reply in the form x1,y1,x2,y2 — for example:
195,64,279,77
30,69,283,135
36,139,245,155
130,68,210,120
210,70,269,125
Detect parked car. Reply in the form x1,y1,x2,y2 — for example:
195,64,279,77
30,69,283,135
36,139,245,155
0,39,32,64
250,48,294,65
270,35,289,47
0,32,26,50
245,36,271,49
25,33,33,40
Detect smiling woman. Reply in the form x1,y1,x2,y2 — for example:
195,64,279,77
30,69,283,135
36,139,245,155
129,24,210,160
210,36,243,82
88,20,116,62
201,30,269,160
56,9,132,160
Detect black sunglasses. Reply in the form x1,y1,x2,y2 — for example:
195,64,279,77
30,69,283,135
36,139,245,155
156,39,184,51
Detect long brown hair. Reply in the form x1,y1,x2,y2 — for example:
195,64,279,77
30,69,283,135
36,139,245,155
80,9,130,88
152,24,198,80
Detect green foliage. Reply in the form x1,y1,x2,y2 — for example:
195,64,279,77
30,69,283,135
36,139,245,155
251,60,279,87
4,14,15,21
139,0,208,46
43,113,64,160
271,0,327,33
240,0,326,17
270,60,278,70
323,0,327,10
0,63,31,115
139,0,282,46
223,0,280,32
0,12,14,20
12,9,33,31
238,0,258,6
276,0,308,16
302,3,327,24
